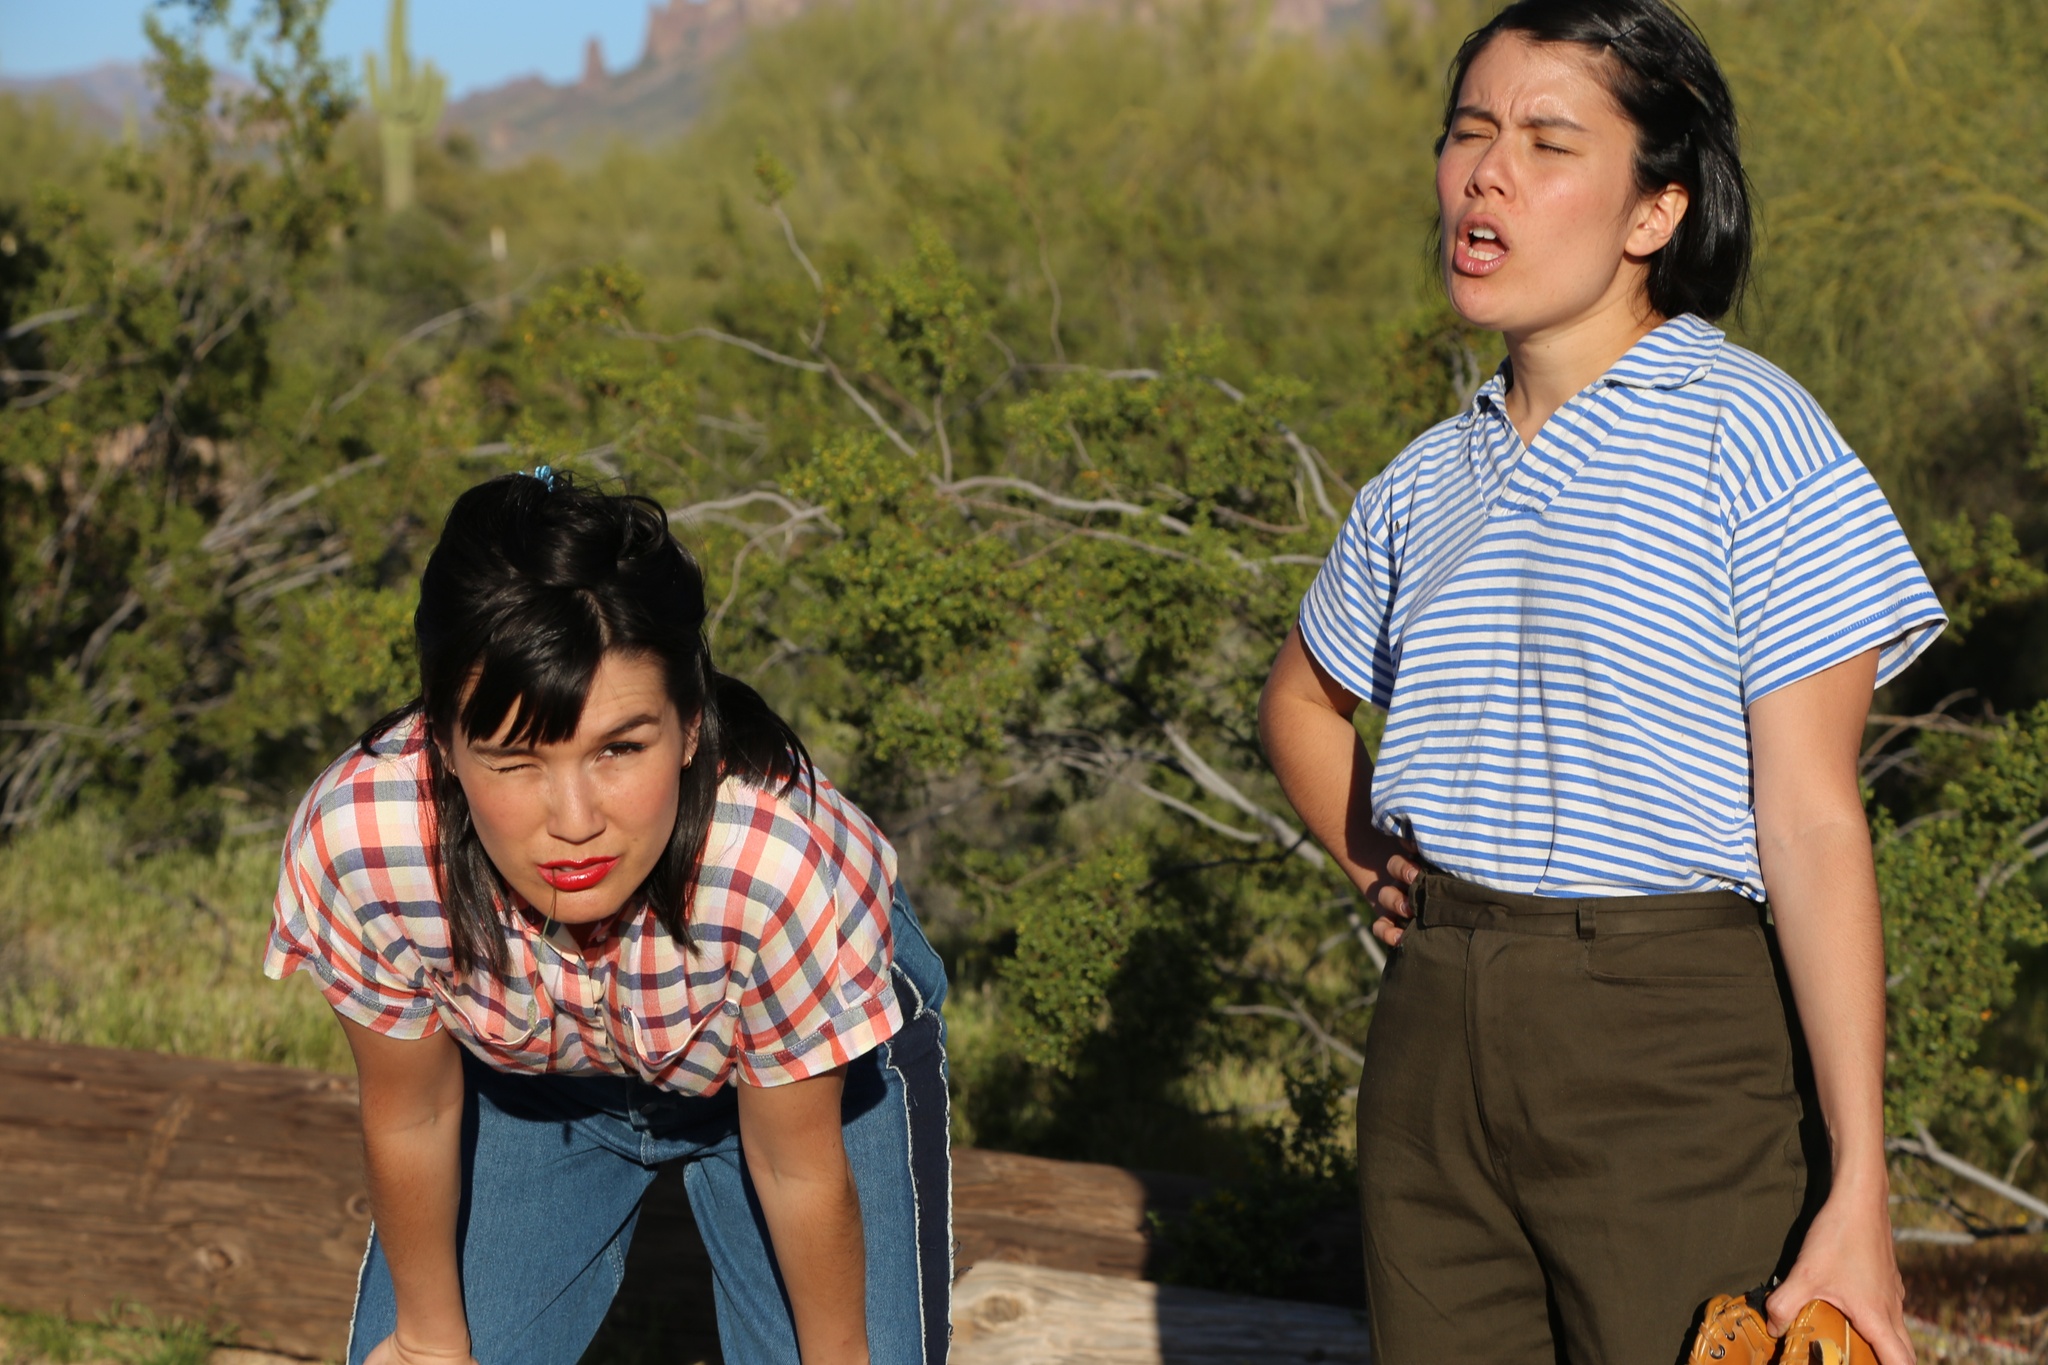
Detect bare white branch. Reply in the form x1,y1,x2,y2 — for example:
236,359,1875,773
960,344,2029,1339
705,507,836,638
669,489,822,526
1217,997,1365,1067
1161,723,1322,863
2,305,94,341
939,475,1194,535
615,325,828,374
1891,1125,2048,1224
770,202,825,295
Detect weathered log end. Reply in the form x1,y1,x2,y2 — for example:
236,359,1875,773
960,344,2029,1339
953,1261,1372,1364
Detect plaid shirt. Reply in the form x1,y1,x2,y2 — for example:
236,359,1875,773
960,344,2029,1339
264,716,903,1092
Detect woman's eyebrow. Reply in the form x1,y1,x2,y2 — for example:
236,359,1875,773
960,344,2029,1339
1523,114,1590,133
596,713,663,740
470,738,535,758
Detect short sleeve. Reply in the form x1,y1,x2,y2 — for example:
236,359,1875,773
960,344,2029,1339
1298,478,1401,708
1731,454,1947,705
733,812,902,1088
264,801,442,1040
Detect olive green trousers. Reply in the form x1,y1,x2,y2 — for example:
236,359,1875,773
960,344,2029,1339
1356,873,1823,1365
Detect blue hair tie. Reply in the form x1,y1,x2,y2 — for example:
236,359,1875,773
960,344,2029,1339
530,464,555,491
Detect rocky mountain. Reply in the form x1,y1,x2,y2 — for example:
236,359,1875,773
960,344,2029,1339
440,0,1381,166
5,0,1381,167
0,63,157,137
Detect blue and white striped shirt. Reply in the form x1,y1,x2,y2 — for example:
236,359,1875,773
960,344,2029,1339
1299,314,1946,899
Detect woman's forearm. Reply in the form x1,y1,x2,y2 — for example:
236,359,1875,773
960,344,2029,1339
362,1107,471,1352
736,1069,868,1365
750,1158,869,1363
1259,629,1373,876
1260,626,1417,932
1760,817,1891,1190
1749,650,1892,1194
340,1018,471,1357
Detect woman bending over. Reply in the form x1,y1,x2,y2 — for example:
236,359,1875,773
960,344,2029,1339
266,472,951,1365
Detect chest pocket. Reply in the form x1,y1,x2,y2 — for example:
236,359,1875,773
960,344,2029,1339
624,996,734,1089
429,976,551,1070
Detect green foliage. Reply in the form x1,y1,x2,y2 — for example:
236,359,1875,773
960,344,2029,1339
1158,1066,1360,1302
1,0,2047,1248
1711,0,2048,541
1922,513,2048,638
1874,705,2048,1135
1001,842,1151,1074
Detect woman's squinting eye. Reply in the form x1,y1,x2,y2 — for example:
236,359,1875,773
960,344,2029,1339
601,741,648,759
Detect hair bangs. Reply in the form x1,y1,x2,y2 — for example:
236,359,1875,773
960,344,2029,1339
455,596,607,748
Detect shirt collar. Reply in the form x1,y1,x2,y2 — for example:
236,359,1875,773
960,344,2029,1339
1461,313,1724,426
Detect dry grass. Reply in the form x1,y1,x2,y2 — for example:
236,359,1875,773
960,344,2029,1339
0,812,346,1073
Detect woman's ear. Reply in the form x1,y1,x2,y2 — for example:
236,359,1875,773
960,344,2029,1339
1627,182,1690,259
681,716,702,771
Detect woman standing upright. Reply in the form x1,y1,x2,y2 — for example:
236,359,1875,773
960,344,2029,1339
1260,3,1939,1362
266,472,950,1365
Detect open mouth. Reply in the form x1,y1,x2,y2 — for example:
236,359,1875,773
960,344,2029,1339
1452,220,1510,276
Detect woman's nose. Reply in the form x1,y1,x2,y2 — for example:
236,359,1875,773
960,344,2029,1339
1467,139,1514,198
545,770,605,843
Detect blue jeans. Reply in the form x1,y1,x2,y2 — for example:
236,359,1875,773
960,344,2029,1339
348,892,952,1365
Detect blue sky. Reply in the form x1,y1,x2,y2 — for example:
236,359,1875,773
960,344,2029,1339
0,1,654,98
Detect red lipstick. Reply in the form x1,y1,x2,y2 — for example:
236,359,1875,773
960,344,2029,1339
539,856,620,892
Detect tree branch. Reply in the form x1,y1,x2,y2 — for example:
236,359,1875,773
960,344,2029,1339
1216,996,1365,1067
614,325,828,373
1203,375,1342,522
669,489,827,527
327,279,534,415
1890,1125,2048,1225
770,202,824,295
2,305,94,342
938,475,1194,534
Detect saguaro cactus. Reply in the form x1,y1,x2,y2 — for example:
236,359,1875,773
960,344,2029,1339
363,0,444,213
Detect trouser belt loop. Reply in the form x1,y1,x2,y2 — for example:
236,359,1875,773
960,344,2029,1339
1576,900,1597,941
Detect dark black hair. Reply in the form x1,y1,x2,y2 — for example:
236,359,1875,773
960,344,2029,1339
363,470,810,975
1436,0,1752,321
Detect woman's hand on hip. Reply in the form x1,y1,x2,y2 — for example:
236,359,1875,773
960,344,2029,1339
1362,834,1424,947
1765,1182,1915,1365
363,1333,478,1365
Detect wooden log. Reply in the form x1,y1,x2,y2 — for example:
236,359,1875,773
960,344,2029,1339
953,1147,1206,1280
952,1261,1372,1364
0,1036,1286,1360
0,1037,369,1359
